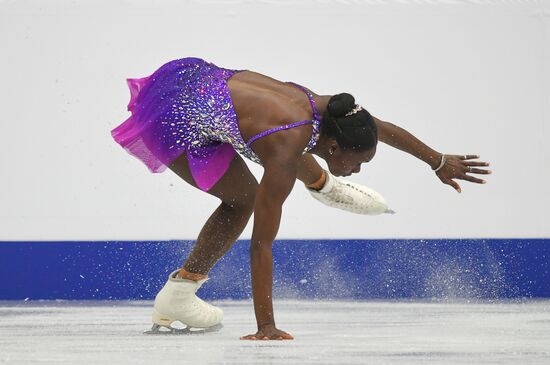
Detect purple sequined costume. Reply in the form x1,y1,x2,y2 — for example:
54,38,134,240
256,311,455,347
111,57,321,191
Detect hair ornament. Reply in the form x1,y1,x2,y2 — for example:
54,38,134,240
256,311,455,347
344,104,363,117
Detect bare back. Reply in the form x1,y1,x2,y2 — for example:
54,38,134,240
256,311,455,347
226,70,320,142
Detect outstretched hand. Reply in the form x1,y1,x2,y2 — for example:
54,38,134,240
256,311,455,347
434,154,492,193
240,324,294,341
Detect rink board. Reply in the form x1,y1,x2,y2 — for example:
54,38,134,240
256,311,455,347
0,239,548,300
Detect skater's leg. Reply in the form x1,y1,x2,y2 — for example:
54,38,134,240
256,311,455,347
183,199,254,275
167,152,258,278
146,153,255,333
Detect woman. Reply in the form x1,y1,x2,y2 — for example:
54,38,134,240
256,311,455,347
111,57,491,340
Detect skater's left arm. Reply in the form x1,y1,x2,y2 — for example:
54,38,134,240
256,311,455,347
246,156,296,337
240,130,304,341
372,116,492,193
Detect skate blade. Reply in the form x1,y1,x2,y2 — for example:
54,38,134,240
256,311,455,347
143,322,223,335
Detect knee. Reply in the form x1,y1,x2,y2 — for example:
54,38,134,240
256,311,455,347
224,185,257,214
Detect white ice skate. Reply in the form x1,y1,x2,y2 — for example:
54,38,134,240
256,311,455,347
144,269,224,335
307,170,395,215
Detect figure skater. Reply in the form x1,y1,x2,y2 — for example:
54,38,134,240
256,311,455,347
110,57,491,340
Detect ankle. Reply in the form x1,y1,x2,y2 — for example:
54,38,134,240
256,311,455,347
306,170,327,191
177,268,208,281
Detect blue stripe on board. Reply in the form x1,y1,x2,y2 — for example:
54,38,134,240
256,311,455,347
0,239,548,300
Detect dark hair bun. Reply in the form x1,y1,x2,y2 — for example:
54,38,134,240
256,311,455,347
327,93,355,118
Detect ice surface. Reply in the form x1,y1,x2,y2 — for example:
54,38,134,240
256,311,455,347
1,300,549,364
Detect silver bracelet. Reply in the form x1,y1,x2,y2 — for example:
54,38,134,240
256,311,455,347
433,154,446,172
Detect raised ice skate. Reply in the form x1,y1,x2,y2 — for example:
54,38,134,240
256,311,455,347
308,171,395,215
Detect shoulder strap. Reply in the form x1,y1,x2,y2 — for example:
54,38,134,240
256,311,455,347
246,120,314,147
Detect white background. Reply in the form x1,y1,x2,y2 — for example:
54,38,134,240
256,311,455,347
1,0,548,240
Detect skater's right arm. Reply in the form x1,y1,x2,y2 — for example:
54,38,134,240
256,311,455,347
241,128,306,341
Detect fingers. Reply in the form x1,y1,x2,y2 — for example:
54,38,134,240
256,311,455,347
456,174,486,184
445,179,462,193
279,332,294,340
438,155,491,192
452,156,492,172
240,334,258,340
240,336,289,340
467,167,491,175
240,332,294,340
263,335,284,340
457,155,493,170
463,159,492,175
464,161,490,167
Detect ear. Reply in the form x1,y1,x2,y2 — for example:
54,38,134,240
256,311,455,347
328,142,338,156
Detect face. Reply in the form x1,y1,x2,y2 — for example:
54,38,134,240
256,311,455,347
326,143,377,177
